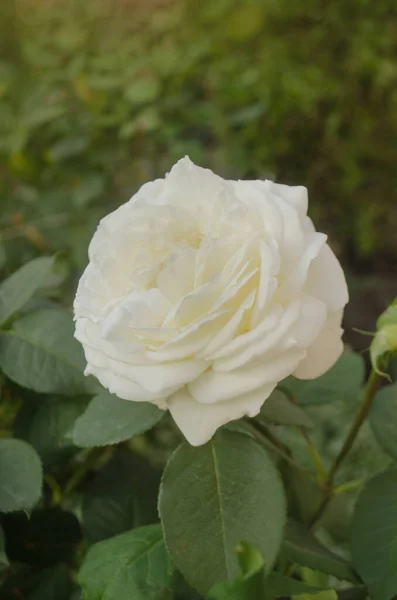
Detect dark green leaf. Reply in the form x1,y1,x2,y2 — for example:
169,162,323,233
370,384,397,461
159,430,286,596
0,439,42,512
78,524,174,600
83,450,160,542
0,309,96,395
282,520,357,582
0,256,55,327
71,390,163,447
282,351,364,405
3,508,82,566
351,468,397,600
15,395,89,465
260,390,314,427
0,565,74,600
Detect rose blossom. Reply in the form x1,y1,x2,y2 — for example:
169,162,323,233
74,157,348,445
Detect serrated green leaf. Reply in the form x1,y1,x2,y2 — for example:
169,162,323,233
261,390,314,427
159,430,286,596
15,395,89,465
370,384,397,461
282,520,357,582
351,468,397,600
0,439,42,512
282,350,364,405
0,256,55,327
78,524,174,600
0,309,96,395
71,390,163,447
83,451,160,542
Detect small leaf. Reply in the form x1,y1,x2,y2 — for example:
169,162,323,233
15,395,89,465
282,350,364,405
71,390,163,447
282,520,357,582
0,309,96,395
3,508,82,566
78,524,174,600
351,468,397,600
0,256,56,327
265,573,324,600
207,543,265,600
370,384,397,461
83,450,160,542
159,430,286,596
260,390,314,427
0,439,42,512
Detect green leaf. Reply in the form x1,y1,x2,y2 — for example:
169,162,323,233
282,350,364,405
71,390,163,447
370,384,397,461
351,468,397,600
83,450,160,542
15,395,89,465
265,573,324,600
159,430,286,596
260,389,314,427
0,439,42,512
0,526,9,571
78,524,174,600
0,565,74,600
3,508,82,566
282,520,357,582
0,309,96,395
0,256,55,327
383,536,397,600
207,543,265,600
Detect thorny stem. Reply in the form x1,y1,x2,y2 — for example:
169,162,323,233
309,369,382,528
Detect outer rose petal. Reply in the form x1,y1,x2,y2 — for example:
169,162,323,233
305,244,349,312
293,310,344,380
168,383,276,446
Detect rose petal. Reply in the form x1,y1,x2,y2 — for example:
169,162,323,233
304,244,349,312
293,310,344,379
168,383,276,446
189,350,304,404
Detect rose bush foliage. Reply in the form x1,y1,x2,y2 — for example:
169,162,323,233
74,158,348,445
0,162,396,599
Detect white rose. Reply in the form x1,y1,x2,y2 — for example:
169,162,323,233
74,157,348,446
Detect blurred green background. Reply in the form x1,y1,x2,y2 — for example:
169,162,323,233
1,0,396,344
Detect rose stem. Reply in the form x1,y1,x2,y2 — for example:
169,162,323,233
309,368,383,528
